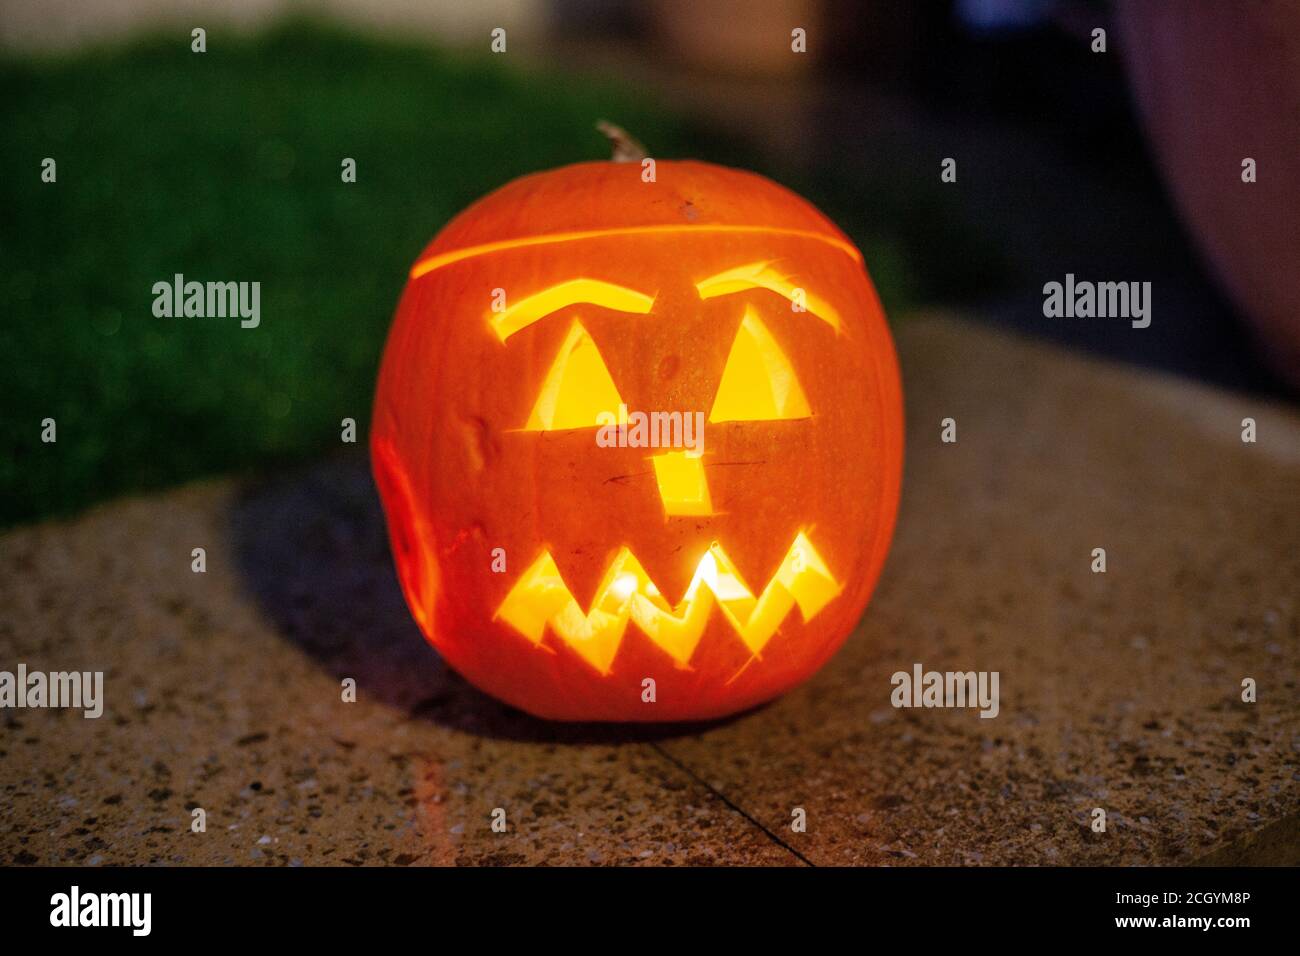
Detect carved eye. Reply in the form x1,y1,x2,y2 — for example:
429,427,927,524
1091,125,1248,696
709,308,811,423
525,320,624,431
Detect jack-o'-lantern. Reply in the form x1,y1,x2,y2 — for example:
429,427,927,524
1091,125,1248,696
371,136,903,722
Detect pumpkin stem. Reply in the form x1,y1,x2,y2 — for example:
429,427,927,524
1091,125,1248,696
596,121,647,163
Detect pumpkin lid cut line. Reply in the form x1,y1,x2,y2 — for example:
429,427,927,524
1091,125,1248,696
411,224,864,281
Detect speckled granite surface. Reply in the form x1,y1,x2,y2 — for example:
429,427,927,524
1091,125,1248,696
2,316,1297,865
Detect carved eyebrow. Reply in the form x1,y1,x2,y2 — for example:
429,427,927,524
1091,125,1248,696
490,279,655,342
694,261,840,332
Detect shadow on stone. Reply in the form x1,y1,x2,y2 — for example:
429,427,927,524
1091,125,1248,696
227,454,747,744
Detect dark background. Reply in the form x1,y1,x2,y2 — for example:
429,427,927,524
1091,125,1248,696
2,0,1294,528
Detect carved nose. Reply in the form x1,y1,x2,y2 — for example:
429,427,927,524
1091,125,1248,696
652,451,713,517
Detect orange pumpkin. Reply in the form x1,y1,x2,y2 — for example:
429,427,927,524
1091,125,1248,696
370,156,903,722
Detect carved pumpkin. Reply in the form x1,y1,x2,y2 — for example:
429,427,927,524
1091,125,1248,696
371,156,903,722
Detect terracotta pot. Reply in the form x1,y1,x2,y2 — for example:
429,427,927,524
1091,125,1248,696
1116,0,1300,387
651,0,824,76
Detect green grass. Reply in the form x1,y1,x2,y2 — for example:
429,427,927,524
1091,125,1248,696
0,21,1004,528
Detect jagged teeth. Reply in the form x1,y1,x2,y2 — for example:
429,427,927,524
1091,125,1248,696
494,532,841,674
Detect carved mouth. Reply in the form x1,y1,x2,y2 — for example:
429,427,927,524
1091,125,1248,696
494,532,841,674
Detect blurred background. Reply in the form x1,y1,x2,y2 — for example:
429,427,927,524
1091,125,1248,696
2,0,1297,528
